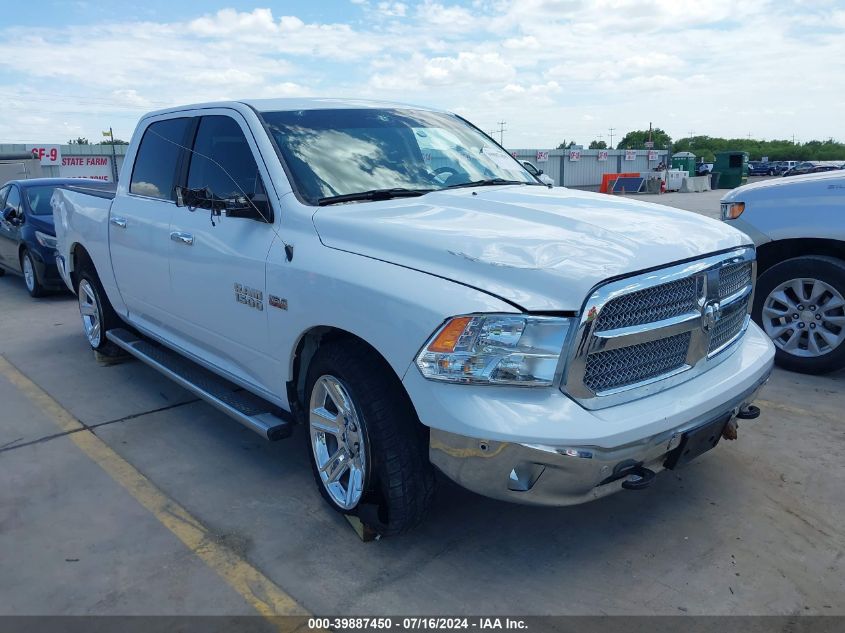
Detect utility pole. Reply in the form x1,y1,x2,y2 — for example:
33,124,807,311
496,121,507,146
102,127,118,182
608,127,615,149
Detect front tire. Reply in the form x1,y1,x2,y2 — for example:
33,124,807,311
305,340,435,535
21,249,46,298
77,267,121,356
753,256,845,374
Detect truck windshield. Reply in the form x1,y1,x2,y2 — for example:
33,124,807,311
260,108,537,205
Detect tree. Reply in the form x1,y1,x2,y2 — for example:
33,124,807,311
588,140,607,149
671,136,845,162
97,138,129,145
556,140,577,149
67,137,90,145
616,128,672,150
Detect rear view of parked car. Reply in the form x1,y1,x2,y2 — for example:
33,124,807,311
0,179,112,297
747,161,772,176
722,171,845,374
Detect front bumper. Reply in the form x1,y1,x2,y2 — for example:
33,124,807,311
27,245,64,290
411,323,775,506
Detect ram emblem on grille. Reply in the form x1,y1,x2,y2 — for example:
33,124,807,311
701,300,722,333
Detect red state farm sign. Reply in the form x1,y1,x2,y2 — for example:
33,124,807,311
60,156,113,181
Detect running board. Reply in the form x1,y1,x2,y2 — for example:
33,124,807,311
106,328,292,441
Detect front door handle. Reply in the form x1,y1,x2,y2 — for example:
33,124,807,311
110,217,127,228
170,231,194,246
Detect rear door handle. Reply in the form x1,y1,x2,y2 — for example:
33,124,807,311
170,231,194,246
110,217,127,228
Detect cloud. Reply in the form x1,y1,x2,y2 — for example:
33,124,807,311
0,2,841,146
377,2,407,17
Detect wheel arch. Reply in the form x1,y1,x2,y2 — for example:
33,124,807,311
67,242,96,290
757,238,845,276
286,325,417,425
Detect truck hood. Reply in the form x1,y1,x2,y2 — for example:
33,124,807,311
312,185,750,311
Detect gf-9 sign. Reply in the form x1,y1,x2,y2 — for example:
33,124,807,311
29,145,62,165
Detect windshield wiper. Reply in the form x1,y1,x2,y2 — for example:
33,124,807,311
445,178,538,189
318,188,434,206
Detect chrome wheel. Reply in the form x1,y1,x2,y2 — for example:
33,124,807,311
22,254,35,292
762,277,845,358
78,279,102,348
309,375,367,510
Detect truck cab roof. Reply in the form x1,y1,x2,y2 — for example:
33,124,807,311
142,98,442,121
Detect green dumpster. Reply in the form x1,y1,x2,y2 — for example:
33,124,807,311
714,151,749,188
671,152,696,176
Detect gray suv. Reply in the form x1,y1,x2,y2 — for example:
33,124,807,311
721,171,845,374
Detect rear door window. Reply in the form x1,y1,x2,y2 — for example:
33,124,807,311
130,118,191,201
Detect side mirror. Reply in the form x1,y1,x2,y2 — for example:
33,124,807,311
2,207,17,222
521,161,538,176
226,195,272,222
537,169,544,175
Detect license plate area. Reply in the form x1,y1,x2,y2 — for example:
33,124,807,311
664,413,730,470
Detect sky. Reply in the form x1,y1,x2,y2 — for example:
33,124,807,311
0,0,843,148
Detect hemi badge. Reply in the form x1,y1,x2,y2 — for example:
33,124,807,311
269,295,288,310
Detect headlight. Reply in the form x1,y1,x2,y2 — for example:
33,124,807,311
35,230,57,249
721,202,745,220
415,315,572,386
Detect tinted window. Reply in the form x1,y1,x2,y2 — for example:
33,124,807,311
729,155,743,168
187,116,262,200
25,186,57,215
130,118,190,200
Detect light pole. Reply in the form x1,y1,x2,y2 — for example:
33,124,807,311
496,121,507,146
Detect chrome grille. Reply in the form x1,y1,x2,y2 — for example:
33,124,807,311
709,300,749,353
583,332,692,393
594,276,698,331
563,248,756,410
719,262,752,299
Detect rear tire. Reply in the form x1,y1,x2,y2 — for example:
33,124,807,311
753,256,845,374
305,340,435,535
76,266,122,356
21,249,46,298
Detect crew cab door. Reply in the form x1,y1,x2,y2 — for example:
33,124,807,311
167,112,280,394
109,116,192,332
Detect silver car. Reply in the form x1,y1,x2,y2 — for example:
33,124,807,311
721,171,845,374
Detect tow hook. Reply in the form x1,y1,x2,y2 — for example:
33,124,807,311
606,460,658,491
737,404,761,420
621,466,657,490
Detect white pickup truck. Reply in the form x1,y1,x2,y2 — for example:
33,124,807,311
52,99,774,535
